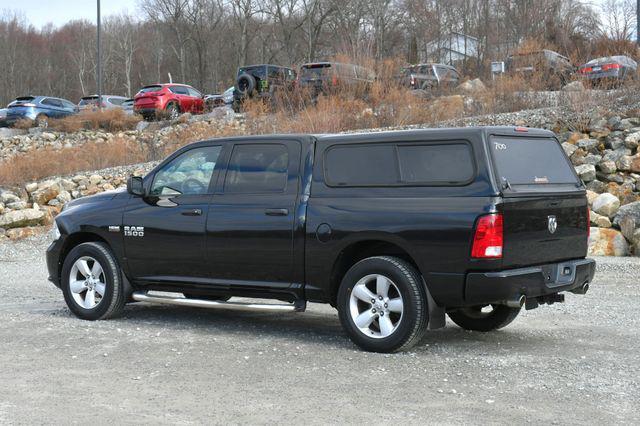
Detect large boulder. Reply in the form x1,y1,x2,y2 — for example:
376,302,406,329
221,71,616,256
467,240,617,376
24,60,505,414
588,228,629,256
618,215,637,241
562,81,585,92
597,160,616,174
30,180,60,205
592,193,620,218
0,209,46,229
630,154,640,173
575,164,596,182
614,201,640,228
457,78,486,94
0,191,21,204
589,210,611,228
625,131,640,150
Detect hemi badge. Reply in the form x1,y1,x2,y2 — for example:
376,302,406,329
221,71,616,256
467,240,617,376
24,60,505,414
108,226,121,232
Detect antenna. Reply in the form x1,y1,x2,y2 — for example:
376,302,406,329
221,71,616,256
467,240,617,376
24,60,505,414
168,73,173,84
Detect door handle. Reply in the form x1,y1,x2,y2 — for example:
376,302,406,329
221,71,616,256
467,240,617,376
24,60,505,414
265,208,289,216
181,208,202,216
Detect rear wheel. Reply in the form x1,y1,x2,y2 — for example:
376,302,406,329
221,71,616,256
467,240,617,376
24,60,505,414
165,102,180,120
448,305,520,332
337,256,428,353
35,114,48,128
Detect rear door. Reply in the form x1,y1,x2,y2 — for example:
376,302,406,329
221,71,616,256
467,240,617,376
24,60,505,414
205,140,301,287
186,87,204,113
489,134,589,268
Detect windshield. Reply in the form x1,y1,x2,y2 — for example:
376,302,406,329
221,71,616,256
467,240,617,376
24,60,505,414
138,85,162,94
490,136,579,187
300,64,332,79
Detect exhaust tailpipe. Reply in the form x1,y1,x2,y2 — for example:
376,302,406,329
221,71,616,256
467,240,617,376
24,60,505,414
571,282,589,295
504,294,525,308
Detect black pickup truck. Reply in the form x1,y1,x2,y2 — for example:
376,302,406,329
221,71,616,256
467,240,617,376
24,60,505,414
46,127,595,353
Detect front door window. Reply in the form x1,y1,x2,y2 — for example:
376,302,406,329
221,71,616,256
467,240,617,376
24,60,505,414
151,146,222,196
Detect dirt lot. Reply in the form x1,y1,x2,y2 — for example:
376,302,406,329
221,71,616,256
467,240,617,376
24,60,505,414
0,234,639,425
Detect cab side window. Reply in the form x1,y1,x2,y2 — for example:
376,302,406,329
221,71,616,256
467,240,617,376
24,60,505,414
150,146,222,196
224,144,288,193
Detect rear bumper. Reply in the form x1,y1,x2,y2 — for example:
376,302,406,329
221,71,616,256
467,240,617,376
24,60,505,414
464,258,596,306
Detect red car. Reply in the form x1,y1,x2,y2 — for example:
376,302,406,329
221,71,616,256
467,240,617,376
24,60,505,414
134,84,205,120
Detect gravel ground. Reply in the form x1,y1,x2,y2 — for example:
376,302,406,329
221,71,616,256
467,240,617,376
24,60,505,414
0,234,639,425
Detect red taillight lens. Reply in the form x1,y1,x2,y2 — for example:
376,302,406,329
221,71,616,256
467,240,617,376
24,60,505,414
602,63,621,71
471,213,503,259
580,67,592,74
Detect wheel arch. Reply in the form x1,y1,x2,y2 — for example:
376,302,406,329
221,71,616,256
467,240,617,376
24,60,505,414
327,236,423,305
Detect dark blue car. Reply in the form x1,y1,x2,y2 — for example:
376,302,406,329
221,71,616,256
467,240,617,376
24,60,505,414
4,96,78,127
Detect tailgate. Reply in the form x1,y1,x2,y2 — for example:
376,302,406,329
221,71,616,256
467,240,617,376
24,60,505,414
500,195,588,268
488,133,589,268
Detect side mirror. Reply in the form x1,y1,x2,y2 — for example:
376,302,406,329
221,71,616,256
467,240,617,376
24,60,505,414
127,176,145,197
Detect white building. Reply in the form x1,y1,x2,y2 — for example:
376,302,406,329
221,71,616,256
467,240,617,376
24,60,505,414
424,32,480,65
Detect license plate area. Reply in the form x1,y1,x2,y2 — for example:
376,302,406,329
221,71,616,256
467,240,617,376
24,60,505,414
541,263,576,288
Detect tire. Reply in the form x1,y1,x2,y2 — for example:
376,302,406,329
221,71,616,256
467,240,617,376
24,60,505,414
183,293,231,302
448,305,520,332
236,73,256,97
165,102,180,120
61,242,127,321
337,256,428,353
35,114,48,128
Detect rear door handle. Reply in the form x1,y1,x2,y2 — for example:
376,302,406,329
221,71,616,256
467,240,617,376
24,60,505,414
265,208,289,216
181,208,202,216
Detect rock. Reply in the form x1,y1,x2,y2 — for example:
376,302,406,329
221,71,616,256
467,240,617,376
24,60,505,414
588,228,629,256
586,180,607,193
583,154,602,165
625,131,640,150
618,215,637,241
0,209,46,229
25,182,38,193
56,191,72,203
577,139,599,152
562,81,585,91
567,132,588,145
5,226,41,240
590,210,611,228
0,128,27,138
6,201,28,210
592,193,620,218
136,121,150,132
562,142,578,157
597,160,616,174
0,191,21,204
630,154,640,173
614,201,640,228
616,155,632,171
631,229,640,256
458,78,486,94
575,164,596,182
31,181,60,205
89,175,103,185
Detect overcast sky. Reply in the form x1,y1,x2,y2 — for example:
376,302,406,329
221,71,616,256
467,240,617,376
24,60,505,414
5,0,137,28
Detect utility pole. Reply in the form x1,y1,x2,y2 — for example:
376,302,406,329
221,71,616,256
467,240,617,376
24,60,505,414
637,0,639,46
97,0,102,109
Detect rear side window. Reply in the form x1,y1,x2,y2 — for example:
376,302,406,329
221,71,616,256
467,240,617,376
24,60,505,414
325,142,474,186
224,144,289,193
169,86,189,95
41,98,62,107
490,136,579,186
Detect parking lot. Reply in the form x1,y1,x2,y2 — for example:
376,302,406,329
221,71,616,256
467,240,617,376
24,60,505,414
0,234,639,424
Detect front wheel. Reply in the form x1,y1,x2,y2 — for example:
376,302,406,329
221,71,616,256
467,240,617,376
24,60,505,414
448,305,520,332
337,256,428,353
61,242,127,320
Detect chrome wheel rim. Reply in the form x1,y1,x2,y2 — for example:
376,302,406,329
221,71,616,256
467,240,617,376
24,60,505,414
69,256,106,309
349,274,403,339
168,105,179,120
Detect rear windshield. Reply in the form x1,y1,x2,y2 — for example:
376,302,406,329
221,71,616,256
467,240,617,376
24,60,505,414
79,96,98,105
324,142,475,186
490,136,579,186
138,85,162,94
300,64,332,78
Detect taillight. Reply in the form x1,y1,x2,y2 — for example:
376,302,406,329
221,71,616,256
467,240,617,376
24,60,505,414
580,67,592,74
410,75,415,86
602,63,621,71
471,213,503,259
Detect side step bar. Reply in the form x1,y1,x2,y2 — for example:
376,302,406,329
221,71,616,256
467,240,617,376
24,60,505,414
131,291,306,312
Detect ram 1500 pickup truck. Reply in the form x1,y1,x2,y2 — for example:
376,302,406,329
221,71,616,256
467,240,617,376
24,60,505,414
46,127,595,352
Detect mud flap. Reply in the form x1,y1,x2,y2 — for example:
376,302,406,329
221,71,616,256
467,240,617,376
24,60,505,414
423,279,446,330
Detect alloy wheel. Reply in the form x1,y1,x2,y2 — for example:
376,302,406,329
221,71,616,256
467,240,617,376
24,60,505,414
69,256,106,309
349,274,404,339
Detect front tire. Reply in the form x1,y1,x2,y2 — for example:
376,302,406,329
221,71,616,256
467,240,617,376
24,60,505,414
448,305,520,332
61,242,126,320
337,256,428,353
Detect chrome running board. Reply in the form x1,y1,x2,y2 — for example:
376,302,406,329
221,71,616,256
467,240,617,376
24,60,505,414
131,291,305,312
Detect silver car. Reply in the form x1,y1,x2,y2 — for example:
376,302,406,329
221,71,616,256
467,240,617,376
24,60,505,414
78,95,129,111
578,55,638,87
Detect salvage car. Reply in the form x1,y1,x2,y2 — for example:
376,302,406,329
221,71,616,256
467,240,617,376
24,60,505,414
298,61,376,96
134,83,205,120
47,127,595,353
232,64,297,111
4,95,77,127
399,63,461,90
78,95,129,111
506,50,574,89
578,55,638,87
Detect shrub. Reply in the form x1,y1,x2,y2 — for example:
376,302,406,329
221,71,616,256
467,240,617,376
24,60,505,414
47,108,142,133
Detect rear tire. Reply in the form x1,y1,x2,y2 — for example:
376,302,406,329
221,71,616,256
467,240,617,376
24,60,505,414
337,256,428,353
35,114,48,128
165,102,180,120
448,305,520,332
61,242,127,321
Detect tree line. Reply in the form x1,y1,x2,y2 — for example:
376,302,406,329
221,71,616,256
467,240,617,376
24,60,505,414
0,0,637,106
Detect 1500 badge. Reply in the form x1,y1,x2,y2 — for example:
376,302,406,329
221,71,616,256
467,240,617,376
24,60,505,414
124,226,144,237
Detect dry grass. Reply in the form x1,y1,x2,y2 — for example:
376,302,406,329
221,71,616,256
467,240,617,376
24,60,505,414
0,137,147,186
47,109,141,133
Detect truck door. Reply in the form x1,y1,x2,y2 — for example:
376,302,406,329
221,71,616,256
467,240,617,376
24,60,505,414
205,140,301,288
123,144,226,281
